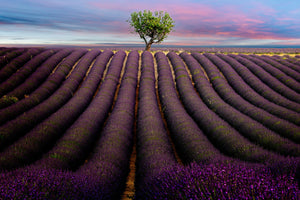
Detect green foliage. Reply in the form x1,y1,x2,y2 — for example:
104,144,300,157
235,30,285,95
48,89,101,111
1,95,18,103
0,95,19,108
127,10,175,51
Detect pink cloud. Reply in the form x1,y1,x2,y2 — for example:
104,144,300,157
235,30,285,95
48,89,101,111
170,5,296,41
164,40,220,46
88,1,299,43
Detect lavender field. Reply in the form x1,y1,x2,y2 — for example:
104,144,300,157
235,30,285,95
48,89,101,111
0,47,299,199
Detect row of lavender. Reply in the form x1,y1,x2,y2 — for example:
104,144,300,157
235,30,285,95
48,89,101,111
135,51,178,198
0,49,137,199
137,51,299,198
138,51,300,199
0,48,43,82
0,49,82,120
190,53,300,152
0,48,299,199
74,50,139,199
0,49,89,152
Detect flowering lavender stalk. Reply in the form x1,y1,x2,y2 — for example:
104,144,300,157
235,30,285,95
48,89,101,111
137,160,299,199
217,53,300,112
0,167,117,199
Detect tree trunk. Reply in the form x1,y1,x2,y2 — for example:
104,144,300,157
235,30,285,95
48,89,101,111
145,42,152,51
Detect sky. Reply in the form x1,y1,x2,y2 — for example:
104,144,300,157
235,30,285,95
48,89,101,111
1,0,300,47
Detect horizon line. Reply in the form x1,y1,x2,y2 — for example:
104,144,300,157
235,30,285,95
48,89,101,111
1,43,300,49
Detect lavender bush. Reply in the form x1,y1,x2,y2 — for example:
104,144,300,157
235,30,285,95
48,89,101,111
136,160,299,200
0,48,298,199
5,48,72,99
77,50,139,199
35,50,120,170
0,49,88,151
135,51,177,191
217,53,300,112
230,54,300,103
0,49,84,125
180,52,288,163
156,51,228,164
270,55,300,73
206,53,300,123
241,54,300,93
0,48,25,71
0,50,100,169
194,53,300,149
256,55,300,82
0,48,43,82
0,49,57,98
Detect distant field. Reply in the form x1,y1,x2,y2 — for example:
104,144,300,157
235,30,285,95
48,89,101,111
0,47,299,199
85,46,300,54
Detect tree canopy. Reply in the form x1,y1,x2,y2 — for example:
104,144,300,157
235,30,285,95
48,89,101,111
127,10,175,51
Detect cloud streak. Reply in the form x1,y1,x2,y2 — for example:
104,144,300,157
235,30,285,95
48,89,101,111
0,0,299,46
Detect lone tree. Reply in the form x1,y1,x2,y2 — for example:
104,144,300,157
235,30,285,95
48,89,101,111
127,10,175,51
